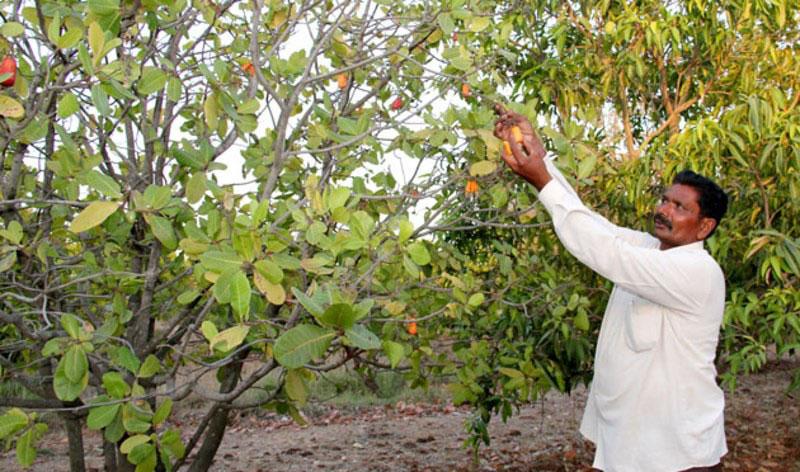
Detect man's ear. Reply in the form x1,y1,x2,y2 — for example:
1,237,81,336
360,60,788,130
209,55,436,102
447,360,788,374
698,217,717,240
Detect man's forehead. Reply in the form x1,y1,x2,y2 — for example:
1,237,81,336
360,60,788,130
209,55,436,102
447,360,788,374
663,184,700,206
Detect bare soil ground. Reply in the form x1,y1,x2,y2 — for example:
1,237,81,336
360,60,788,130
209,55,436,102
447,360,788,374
4,359,799,471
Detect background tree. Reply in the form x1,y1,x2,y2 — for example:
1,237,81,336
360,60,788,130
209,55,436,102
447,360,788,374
431,0,800,447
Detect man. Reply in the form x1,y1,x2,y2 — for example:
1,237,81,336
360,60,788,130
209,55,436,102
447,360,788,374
494,107,729,472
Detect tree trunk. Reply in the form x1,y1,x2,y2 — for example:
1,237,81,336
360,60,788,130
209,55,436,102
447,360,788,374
102,440,117,471
186,358,245,472
61,413,86,472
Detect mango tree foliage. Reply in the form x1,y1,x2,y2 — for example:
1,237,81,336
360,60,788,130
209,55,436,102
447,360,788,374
0,0,516,469
297,0,799,453
429,0,800,445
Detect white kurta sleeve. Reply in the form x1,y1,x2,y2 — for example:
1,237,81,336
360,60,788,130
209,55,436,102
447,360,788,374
543,157,651,247
537,177,716,313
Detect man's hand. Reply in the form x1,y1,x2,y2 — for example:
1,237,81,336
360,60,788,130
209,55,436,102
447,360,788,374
493,104,552,191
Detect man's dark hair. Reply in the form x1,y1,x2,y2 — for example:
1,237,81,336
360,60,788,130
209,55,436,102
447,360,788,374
673,170,728,238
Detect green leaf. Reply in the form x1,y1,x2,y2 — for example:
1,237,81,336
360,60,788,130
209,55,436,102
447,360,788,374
0,410,28,438
166,77,182,102
122,413,151,434
91,84,111,116
326,187,350,211
63,346,88,383
39,18,59,44
104,412,125,443
407,241,431,265
577,153,597,180
129,443,156,468
201,321,218,342
468,16,491,33
85,169,122,198
111,346,140,374
0,252,15,273
212,269,235,304
574,310,590,332
210,325,250,353
450,56,472,71
228,271,251,319
171,145,206,170
237,98,260,114
305,221,327,246
15,429,36,468
138,355,161,378
353,299,374,321
142,185,172,210
53,362,87,401
78,44,94,76
273,324,335,369
398,218,413,243
0,220,22,244
290,288,325,318
319,303,356,329
0,95,25,119
144,214,177,250
272,253,302,270
177,289,200,305
402,254,419,278
0,22,24,37
60,313,82,339
337,116,360,135
254,259,284,284
41,338,65,358
199,250,243,273
438,13,455,35
382,340,405,368
120,434,151,454
467,293,485,307
88,22,105,62
87,404,120,430
138,67,167,96
284,369,309,404
349,211,374,240
344,325,381,350
152,398,172,426
204,93,218,129
469,160,497,177
185,172,206,203
490,184,508,208
57,93,80,118
159,428,185,460
103,372,130,398
70,201,120,232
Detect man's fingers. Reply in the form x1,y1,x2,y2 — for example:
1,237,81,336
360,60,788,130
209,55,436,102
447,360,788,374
500,145,519,171
493,103,508,116
507,134,529,164
494,121,505,140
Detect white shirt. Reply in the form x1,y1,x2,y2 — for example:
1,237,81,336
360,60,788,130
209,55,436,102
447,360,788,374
537,159,727,472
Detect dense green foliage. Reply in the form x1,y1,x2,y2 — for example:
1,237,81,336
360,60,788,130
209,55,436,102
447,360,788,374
0,0,797,469
431,0,800,446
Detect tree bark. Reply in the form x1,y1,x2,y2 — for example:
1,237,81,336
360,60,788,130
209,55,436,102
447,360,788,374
61,412,86,472
186,355,246,472
102,440,117,471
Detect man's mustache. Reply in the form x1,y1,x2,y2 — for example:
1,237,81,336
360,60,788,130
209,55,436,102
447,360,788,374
654,213,672,230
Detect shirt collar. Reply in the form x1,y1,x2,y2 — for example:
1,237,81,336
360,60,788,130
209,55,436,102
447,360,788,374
665,240,705,252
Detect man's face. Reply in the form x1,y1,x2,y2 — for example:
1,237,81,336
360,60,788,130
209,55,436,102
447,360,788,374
653,184,716,250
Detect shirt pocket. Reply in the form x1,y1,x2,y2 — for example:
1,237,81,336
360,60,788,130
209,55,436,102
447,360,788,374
623,296,664,352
